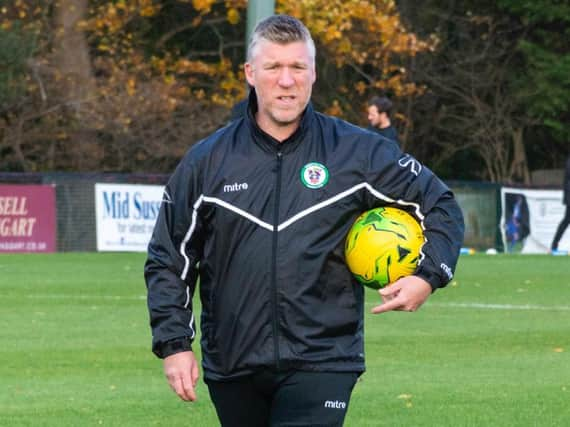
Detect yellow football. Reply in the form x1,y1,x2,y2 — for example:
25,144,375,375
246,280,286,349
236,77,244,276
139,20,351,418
345,207,424,289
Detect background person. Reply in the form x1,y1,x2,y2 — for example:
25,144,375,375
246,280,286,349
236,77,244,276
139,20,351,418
366,95,399,144
551,155,570,254
145,14,464,427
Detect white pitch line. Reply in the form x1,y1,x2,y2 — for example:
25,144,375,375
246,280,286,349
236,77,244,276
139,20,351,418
4,296,570,312
0,294,146,301
365,301,570,312
428,302,570,312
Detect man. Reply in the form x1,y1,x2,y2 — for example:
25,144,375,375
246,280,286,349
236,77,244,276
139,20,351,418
551,155,570,254
367,95,399,143
145,15,464,427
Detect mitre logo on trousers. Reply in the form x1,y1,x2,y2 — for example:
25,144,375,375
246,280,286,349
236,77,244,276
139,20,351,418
301,162,329,189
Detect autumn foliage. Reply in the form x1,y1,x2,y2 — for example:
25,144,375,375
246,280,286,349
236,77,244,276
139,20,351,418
0,0,433,172
281,0,436,118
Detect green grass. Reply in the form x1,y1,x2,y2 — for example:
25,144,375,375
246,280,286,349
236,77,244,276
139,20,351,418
1,253,569,426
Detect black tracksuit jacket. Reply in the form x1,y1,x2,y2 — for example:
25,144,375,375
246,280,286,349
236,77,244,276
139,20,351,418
145,96,464,381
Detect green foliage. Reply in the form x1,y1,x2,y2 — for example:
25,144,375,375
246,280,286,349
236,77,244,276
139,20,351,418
498,0,570,142
0,23,36,108
396,0,569,180
1,253,570,425
497,0,570,25
0,0,567,174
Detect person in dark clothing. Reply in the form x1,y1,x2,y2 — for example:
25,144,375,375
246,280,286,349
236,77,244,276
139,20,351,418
366,95,399,143
551,155,570,253
145,15,464,427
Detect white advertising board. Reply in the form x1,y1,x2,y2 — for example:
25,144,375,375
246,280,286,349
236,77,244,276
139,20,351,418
501,187,569,253
95,183,164,252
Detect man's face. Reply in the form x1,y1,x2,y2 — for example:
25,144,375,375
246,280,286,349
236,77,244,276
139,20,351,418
245,39,316,136
367,105,383,127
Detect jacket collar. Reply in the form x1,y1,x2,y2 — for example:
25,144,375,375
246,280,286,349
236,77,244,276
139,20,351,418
246,89,314,154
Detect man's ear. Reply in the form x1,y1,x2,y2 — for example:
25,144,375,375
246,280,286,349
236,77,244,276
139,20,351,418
244,63,255,87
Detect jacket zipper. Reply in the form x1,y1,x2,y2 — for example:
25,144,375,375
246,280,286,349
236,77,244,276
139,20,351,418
272,150,283,369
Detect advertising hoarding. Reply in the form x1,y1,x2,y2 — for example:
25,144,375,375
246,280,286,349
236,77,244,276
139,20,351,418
0,185,56,253
95,183,163,252
501,187,568,253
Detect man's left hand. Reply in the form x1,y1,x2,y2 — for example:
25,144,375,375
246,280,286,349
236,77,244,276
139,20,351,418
371,275,432,314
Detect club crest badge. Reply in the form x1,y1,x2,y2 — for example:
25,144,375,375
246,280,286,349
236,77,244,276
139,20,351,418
300,162,329,189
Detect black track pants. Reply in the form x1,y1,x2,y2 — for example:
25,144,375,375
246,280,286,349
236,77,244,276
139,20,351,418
205,370,360,427
551,206,570,250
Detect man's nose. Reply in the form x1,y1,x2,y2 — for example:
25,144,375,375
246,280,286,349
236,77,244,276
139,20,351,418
278,67,295,87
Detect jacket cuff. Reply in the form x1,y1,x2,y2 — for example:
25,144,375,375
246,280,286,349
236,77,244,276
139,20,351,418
414,266,443,292
154,338,192,359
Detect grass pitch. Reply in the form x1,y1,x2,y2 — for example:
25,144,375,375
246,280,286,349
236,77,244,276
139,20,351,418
1,253,569,426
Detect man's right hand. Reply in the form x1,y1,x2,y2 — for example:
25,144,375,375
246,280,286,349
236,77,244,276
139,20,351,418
163,351,200,402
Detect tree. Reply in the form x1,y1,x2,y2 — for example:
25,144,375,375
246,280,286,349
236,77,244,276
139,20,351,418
422,10,534,183
398,0,569,182
53,0,95,105
281,0,436,136
0,0,53,171
0,0,436,172
0,0,248,172
498,0,570,166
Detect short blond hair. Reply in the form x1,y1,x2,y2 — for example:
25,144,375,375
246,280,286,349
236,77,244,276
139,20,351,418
247,15,316,63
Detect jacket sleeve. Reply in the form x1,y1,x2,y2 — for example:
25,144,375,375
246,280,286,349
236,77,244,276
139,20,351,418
365,140,465,290
144,155,204,358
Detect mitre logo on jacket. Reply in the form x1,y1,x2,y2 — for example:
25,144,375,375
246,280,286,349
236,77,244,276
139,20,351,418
223,182,249,193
